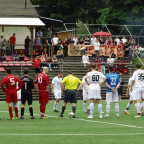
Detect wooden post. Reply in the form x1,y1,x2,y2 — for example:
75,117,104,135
29,26,34,59
2,26,4,32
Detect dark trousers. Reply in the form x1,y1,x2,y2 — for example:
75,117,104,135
25,46,29,57
10,45,15,55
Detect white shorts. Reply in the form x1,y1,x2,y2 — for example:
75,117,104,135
133,87,144,100
129,90,136,101
106,92,118,103
88,90,101,100
83,61,89,64
83,90,89,101
17,90,21,99
54,90,61,99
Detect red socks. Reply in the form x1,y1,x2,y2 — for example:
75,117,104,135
14,107,18,118
9,106,13,118
40,104,46,117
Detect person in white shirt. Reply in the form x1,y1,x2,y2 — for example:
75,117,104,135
51,72,63,112
85,65,106,119
52,34,59,54
94,39,100,56
121,36,127,44
115,36,120,45
107,55,114,66
16,74,21,110
82,52,90,68
73,36,78,45
131,64,144,117
91,36,96,45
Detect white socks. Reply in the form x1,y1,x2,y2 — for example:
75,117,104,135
54,102,59,110
136,103,141,114
140,101,144,111
115,103,119,116
83,103,87,112
90,103,94,115
125,103,131,112
106,104,110,116
18,101,21,109
98,104,102,115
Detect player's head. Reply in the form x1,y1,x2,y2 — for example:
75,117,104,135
109,66,113,72
136,64,141,69
17,73,20,78
90,65,96,71
96,67,101,72
58,72,63,77
24,68,29,75
43,67,49,74
67,71,72,76
6,68,11,74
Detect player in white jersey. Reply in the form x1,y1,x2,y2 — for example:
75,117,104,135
77,76,89,113
124,77,137,115
51,72,63,112
131,64,144,117
17,74,21,110
85,65,106,119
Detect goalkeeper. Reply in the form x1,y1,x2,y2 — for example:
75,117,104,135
101,66,120,118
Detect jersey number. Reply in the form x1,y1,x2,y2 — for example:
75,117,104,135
10,78,15,85
24,82,27,90
110,77,116,85
92,75,99,81
38,77,42,83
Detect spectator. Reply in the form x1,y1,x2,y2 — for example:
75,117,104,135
124,42,129,57
136,48,140,57
59,42,64,52
91,36,96,45
99,55,105,75
115,36,120,46
107,37,113,45
2,38,9,54
84,35,90,45
73,35,78,45
46,56,52,71
19,52,24,61
78,38,84,45
32,56,41,77
118,77,124,100
129,37,135,49
94,39,100,57
128,46,134,65
9,33,16,55
43,48,47,56
115,68,122,77
38,47,43,56
0,36,4,54
33,49,39,57
111,50,117,62
56,48,64,60
40,54,46,68
81,52,90,68
34,35,42,49
1,50,6,62
122,36,127,44
107,55,114,66
58,36,62,44
52,34,59,54
99,37,105,45
12,51,19,61
47,28,52,37
24,36,31,57
52,55,58,68
37,29,43,37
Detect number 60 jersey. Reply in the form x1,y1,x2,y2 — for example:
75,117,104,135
86,71,106,90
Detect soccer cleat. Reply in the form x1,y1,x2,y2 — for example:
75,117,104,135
99,115,103,119
15,117,19,120
72,115,76,118
86,109,90,114
59,113,63,117
104,115,109,118
87,115,93,119
85,112,88,114
19,117,24,119
7,117,14,120
40,117,46,119
124,111,130,115
31,116,35,119
54,109,59,112
134,115,141,118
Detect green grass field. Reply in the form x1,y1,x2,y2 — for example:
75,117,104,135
0,100,144,144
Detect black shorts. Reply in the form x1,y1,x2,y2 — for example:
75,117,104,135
64,90,77,103
21,91,33,105
34,68,40,74
118,87,123,95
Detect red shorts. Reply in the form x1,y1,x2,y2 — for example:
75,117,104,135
6,89,17,103
39,90,49,104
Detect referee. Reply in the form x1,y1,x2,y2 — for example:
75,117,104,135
59,71,81,118
20,68,35,119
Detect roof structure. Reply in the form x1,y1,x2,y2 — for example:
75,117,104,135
0,0,38,17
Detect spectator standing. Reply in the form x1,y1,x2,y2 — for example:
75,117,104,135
99,55,105,75
32,56,41,77
124,42,129,57
128,46,134,65
107,37,113,45
46,56,52,71
73,36,78,45
58,36,62,44
84,35,90,45
82,52,90,68
136,48,140,57
91,36,96,45
52,34,59,54
57,48,64,60
40,54,46,68
34,35,42,49
9,33,16,55
122,36,127,44
94,39,100,57
115,36,120,46
129,37,135,49
2,38,9,54
24,36,31,57
111,50,117,62
37,29,43,37
99,37,105,45
0,36,4,54
47,28,52,37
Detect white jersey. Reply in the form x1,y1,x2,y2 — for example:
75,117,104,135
87,71,105,90
52,76,62,91
132,69,144,88
128,77,135,95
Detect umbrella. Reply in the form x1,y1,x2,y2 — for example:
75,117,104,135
92,31,112,37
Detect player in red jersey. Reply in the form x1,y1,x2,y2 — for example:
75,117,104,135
34,67,49,119
1,68,23,120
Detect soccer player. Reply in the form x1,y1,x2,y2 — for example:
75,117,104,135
1,68,23,119
20,68,35,119
16,74,21,110
124,76,138,115
59,71,81,118
131,64,144,117
101,66,120,118
51,72,63,112
35,67,49,119
85,65,106,119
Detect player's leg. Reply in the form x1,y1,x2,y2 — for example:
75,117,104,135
113,92,119,117
105,92,112,118
17,91,21,110
12,90,18,119
54,90,61,112
124,100,133,115
70,90,77,117
54,98,60,112
20,104,25,119
8,103,14,119
28,105,34,119
83,90,88,113
83,100,87,113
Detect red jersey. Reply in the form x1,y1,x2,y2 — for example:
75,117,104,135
1,74,23,92
32,58,41,68
10,36,16,45
35,73,49,90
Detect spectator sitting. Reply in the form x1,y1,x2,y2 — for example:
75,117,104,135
40,53,46,68
80,46,87,56
34,35,42,49
19,52,24,61
99,55,105,75
82,52,90,68
2,38,9,54
56,48,64,60
111,50,117,62
43,48,47,56
33,49,39,58
13,51,19,61
1,50,6,62
107,55,114,66
115,68,122,77
46,55,52,71
136,48,140,57
38,47,43,56
52,55,58,68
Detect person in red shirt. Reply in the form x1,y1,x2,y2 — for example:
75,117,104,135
32,56,41,77
9,33,16,55
1,68,23,120
34,67,49,119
